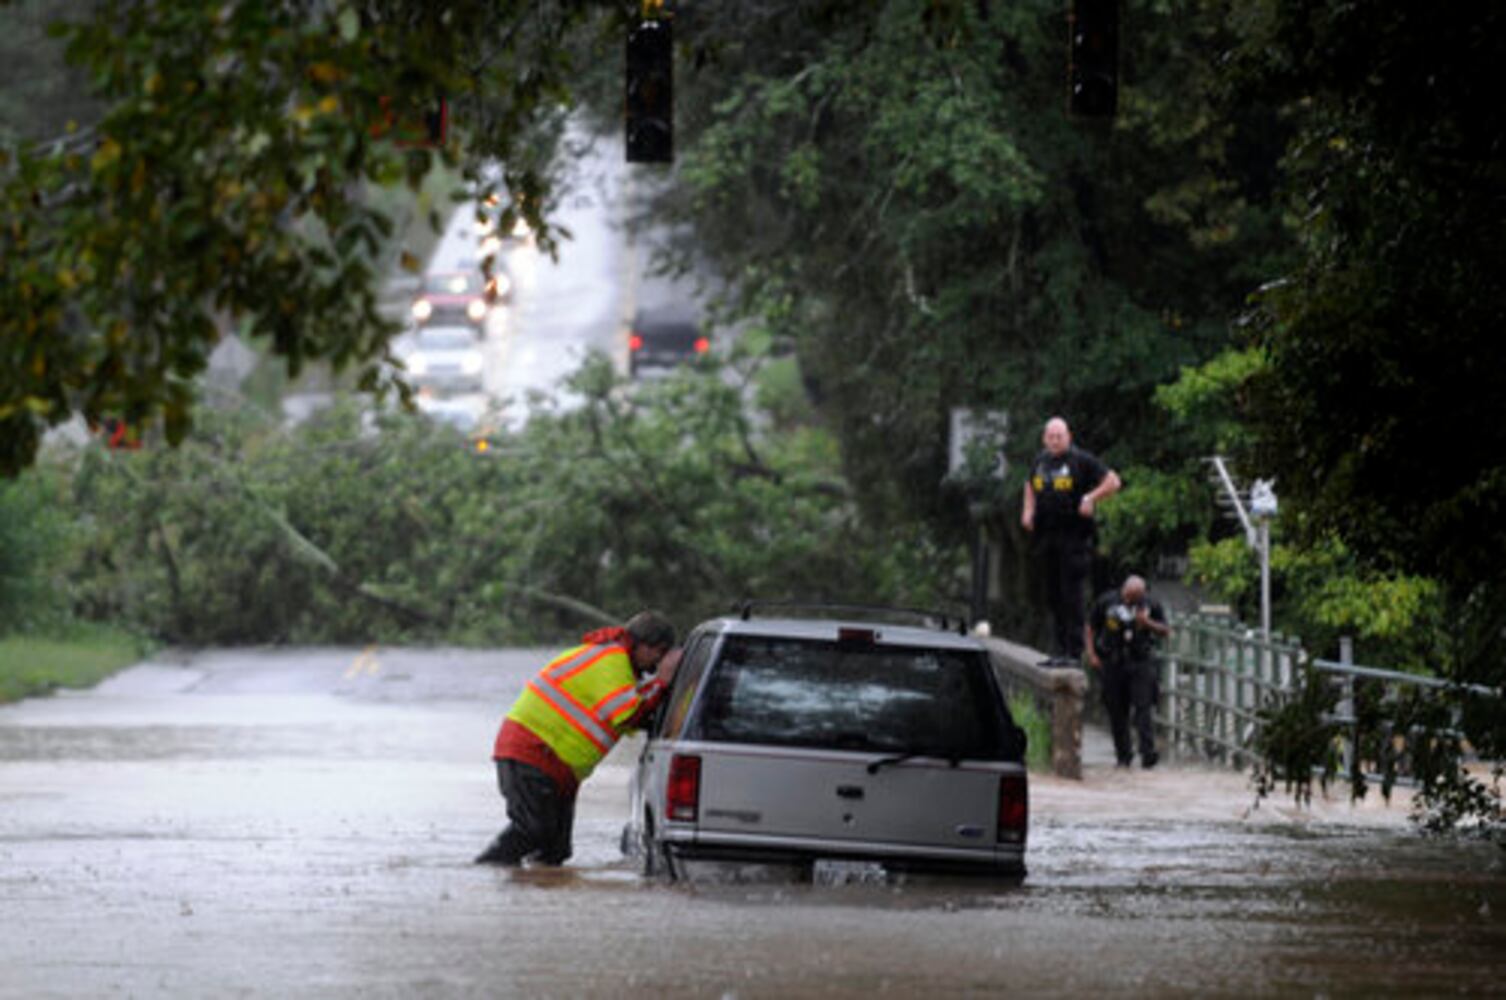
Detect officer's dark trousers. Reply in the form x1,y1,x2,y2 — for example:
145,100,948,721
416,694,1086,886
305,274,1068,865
1101,658,1158,765
1038,531,1092,658
476,759,576,865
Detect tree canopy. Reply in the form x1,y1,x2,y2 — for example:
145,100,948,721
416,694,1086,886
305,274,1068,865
1,0,616,476
1231,3,1506,697
3,0,1502,822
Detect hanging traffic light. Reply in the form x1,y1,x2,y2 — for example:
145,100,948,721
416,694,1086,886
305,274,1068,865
1068,0,1118,118
626,19,673,163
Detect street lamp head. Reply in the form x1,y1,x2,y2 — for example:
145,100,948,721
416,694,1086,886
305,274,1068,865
1250,478,1278,518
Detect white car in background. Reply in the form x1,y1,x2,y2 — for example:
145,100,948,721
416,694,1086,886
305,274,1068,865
416,395,485,434
401,325,484,394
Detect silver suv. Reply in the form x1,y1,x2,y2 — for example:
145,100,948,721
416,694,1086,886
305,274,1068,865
624,605,1029,883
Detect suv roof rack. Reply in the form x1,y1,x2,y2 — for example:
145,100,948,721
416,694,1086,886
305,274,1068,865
732,600,969,636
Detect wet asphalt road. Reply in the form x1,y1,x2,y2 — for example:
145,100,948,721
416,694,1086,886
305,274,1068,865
1,647,1501,999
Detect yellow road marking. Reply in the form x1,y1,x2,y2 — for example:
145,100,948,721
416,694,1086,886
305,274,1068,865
342,645,381,680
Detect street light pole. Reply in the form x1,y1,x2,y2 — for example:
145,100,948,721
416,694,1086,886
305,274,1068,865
1259,518,1271,643
969,501,990,628
1250,478,1278,645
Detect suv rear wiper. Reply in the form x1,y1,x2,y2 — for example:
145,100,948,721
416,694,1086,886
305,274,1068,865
866,748,961,774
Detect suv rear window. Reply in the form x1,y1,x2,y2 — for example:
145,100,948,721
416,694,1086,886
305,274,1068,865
687,635,1017,761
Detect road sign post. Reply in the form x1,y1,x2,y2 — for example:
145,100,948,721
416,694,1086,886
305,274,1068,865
948,408,1008,628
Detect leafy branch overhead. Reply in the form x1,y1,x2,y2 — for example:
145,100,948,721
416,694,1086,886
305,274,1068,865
0,0,617,477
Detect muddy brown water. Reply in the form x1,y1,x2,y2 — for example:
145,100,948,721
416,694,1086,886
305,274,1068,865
1,651,1500,998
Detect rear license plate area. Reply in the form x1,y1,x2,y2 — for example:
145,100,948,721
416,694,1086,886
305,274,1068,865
812,859,887,886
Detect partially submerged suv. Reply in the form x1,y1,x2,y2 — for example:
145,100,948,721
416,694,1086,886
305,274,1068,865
625,605,1028,883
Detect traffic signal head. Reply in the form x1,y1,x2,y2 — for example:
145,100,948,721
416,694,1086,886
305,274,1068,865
1068,0,1119,118
626,19,673,163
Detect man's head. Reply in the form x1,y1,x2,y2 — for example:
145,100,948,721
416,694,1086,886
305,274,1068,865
624,610,676,672
1120,575,1147,605
1042,417,1072,456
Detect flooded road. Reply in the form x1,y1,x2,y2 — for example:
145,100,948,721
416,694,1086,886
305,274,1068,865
1,648,1500,998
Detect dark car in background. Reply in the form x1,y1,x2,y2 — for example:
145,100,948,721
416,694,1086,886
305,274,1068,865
623,604,1029,884
628,306,710,376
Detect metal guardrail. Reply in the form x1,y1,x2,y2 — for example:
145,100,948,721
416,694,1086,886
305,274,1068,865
1310,643,1501,788
1156,613,1303,767
1159,617,1502,786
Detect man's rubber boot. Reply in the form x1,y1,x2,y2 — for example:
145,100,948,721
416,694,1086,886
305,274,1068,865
474,838,522,866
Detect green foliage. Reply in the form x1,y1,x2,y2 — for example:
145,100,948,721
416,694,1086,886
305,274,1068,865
1,0,613,477
659,0,1285,543
1249,664,1341,809
1227,3,1506,691
1006,692,1052,774
1187,533,1449,672
0,624,151,703
752,354,819,433
0,461,72,631
35,356,954,646
1252,664,1503,841
1095,465,1213,576
1152,347,1266,455
0,0,101,144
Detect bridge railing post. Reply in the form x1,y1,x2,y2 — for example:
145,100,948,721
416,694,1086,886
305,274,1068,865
1337,635,1356,782
980,637,1086,779
1164,634,1181,757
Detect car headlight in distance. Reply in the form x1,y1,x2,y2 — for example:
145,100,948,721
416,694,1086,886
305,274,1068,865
466,299,488,322
411,299,433,322
461,354,482,375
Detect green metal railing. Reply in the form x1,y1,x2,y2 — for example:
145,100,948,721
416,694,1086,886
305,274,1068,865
1156,613,1304,767
1158,615,1501,783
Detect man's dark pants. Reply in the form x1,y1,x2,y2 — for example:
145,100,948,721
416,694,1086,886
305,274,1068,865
1038,530,1092,659
1101,656,1159,765
475,759,576,865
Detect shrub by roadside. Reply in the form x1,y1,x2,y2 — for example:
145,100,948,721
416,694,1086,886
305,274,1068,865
1007,692,1052,773
0,625,152,704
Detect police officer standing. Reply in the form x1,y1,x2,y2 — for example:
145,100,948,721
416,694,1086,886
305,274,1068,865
1021,417,1121,665
1086,575,1171,768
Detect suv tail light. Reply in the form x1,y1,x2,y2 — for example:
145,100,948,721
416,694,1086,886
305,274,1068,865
997,773,1027,845
693,336,710,353
666,754,701,822
629,333,644,351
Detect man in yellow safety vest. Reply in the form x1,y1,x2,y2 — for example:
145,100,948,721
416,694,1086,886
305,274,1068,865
475,611,678,866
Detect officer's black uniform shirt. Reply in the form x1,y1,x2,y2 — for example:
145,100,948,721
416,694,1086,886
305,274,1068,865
1029,445,1109,535
1089,591,1167,663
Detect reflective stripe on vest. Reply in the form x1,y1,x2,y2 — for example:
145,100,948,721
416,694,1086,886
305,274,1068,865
506,643,642,780
524,677,614,752
595,683,640,725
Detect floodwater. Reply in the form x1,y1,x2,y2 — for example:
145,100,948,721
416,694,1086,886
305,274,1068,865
1,649,1501,998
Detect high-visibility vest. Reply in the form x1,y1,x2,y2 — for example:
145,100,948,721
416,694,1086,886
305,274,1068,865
506,642,659,781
